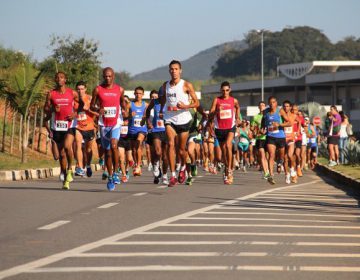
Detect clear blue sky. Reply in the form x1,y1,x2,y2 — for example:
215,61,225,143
1,0,359,76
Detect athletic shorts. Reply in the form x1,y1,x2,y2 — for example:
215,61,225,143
165,121,191,134
238,142,249,152
295,140,302,149
327,136,339,145
76,129,95,142
215,126,236,143
51,128,75,144
118,137,131,151
266,136,286,149
214,138,219,148
151,131,167,143
232,137,239,153
255,139,266,150
100,126,120,150
128,132,147,141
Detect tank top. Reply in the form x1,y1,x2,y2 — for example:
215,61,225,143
214,96,235,130
264,108,285,138
164,79,192,125
50,88,76,131
308,125,318,147
129,101,147,135
152,99,165,133
339,124,348,138
97,84,122,127
76,95,95,131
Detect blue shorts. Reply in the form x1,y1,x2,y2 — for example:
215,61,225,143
100,126,120,150
214,138,219,148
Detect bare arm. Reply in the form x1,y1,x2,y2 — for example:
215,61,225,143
208,98,218,120
185,81,199,109
234,99,241,126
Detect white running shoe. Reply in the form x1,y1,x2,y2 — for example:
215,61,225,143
59,173,65,182
148,163,153,172
285,173,291,184
162,175,169,185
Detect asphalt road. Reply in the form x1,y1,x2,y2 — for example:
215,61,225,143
0,166,359,280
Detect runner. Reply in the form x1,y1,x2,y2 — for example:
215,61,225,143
250,101,269,179
292,105,305,177
238,119,251,172
43,71,79,189
74,81,98,177
262,96,289,185
159,60,199,187
305,117,319,169
282,100,297,184
209,81,241,185
143,90,169,185
128,86,148,176
90,67,126,191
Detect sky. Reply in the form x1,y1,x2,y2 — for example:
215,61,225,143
1,0,360,76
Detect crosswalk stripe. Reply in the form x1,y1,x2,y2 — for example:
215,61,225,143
165,223,360,229
184,217,348,223
202,211,360,218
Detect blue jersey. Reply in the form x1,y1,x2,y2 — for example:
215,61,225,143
308,125,318,147
264,108,285,138
129,101,147,135
152,99,165,133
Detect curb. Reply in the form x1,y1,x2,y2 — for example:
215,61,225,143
314,163,360,189
0,164,102,181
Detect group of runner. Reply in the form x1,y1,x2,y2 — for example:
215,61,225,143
44,60,319,190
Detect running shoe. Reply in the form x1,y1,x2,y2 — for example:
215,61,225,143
66,170,74,183
228,174,234,184
133,166,142,176
59,173,65,182
178,169,186,184
62,180,70,190
153,165,160,178
99,158,104,167
263,172,271,180
113,172,120,184
185,177,193,186
121,175,128,183
285,173,291,184
296,166,303,177
304,163,309,170
107,177,115,191
75,167,85,177
242,165,247,173
162,175,169,185
267,176,276,185
224,176,230,185
148,163,153,172
191,165,197,177
129,160,135,168
290,168,297,183
102,171,108,180
86,166,93,177
328,160,337,167
168,176,178,187
277,164,282,174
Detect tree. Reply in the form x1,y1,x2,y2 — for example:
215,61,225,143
5,59,48,162
39,35,102,90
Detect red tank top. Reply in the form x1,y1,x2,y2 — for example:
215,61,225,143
97,84,122,127
50,88,75,131
215,96,235,129
295,115,305,141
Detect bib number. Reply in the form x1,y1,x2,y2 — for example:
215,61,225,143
310,137,316,144
134,118,142,127
120,126,128,135
268,125,279,134
219,109,232,119
77,112,87,121
55,120,68,131
156,120,164,128
284,127,293,134
240,137,249,144
104,107,117,118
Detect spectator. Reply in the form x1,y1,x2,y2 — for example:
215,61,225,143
339,111,349,164
325,106,341,166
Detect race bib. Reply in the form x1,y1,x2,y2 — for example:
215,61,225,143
268,125,279,134
240,137,249,144
219,109,232,119
55,120,68,131
284,127,293,134
310,137,316,144
104,107,117,118
77,112,87,121
120,126,128,135
134,118,142,127
156,120,164,128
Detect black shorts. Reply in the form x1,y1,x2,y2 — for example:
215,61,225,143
118,137,131,151
51,128,75,144
151,131,167,143
295,140,302,149
266,136,286,148
165,121,191,134
255,139,266,150
232,137,239,153
327,136,339,145
128,132,147,141
76,129,95,142
215,126,236,143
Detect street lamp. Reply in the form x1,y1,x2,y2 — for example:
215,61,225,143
256,29,265,101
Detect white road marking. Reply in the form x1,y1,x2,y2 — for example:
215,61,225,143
140,231,360,237
37,220,70,230
197,176,204,178
255,197,355,202
221,203,359,211
202,211,360,218
157,185,168,189
107,241,236,245
165,223,360,229
29,265,360,273
133,192,148,196
184,217,347,223
97,203,118,209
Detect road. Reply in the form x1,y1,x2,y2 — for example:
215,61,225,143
0,167,359,279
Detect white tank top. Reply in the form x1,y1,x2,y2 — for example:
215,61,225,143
164,79,192,125
339,124,348,138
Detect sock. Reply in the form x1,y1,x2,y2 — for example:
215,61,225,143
181,165,186,171
172,171,176,177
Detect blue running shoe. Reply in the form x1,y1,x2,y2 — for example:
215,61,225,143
113,172,121,184
75,167,83,176
107,177,115,191
102,171,108,180
86,166,92,177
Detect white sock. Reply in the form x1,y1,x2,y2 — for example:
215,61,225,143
181,165,186,171
172,171,176,177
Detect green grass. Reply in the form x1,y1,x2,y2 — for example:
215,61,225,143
0,152,58,171
318,157,360,181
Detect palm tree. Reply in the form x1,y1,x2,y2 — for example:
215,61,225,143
5,60,48,163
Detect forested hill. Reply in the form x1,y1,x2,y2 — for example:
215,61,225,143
132,40,247,81
212,26,360,78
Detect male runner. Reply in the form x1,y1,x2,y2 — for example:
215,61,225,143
159,60,199,187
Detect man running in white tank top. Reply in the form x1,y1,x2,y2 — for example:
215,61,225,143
159,60,199,187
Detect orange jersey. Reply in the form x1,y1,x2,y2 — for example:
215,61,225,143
76,94,95,131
